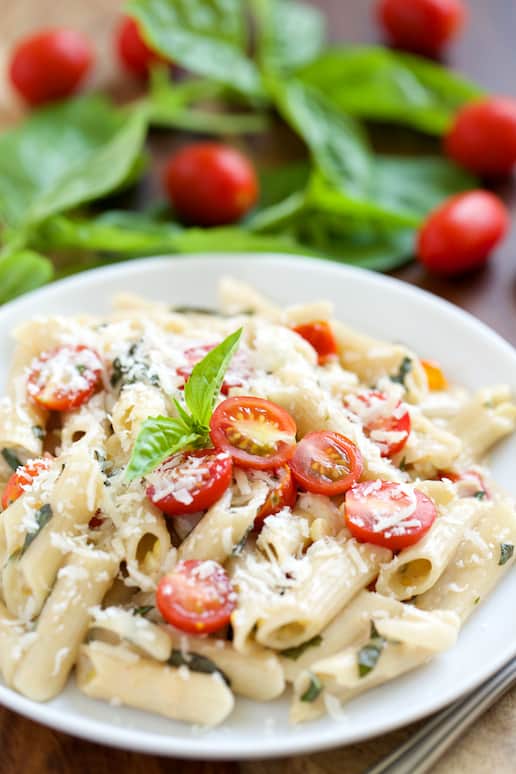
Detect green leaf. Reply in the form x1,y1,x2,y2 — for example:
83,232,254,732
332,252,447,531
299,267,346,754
300,46,483,135
390,356,413,386
0,95,147,228
184,328,243,429
0,249,54,303
132,605,154,617
19,504,53,556
125,417,199,481
474,490,487,500
168,649,230,685
300,672,322,702
499,543,514,566
1,448,22,471
127,0,264,97
253,0,325,73
281,635,323,660
357,622,386,678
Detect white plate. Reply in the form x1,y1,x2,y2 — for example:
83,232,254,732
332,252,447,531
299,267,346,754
0,254,515,760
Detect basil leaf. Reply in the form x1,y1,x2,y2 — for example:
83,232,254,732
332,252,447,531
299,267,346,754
301,672,322,702
299,46,482,135
184,328,243,429
231,523,254,557
132,605,154,617
128,0,264,97
357,622,386,678
499,543,514,566
0,249,54,303
1,448,22,471
125,417,199,481
391,356,413,386
281,635,323,660
253,0,325,73
19,504,53,556
474,490,487,500
168,649,230,685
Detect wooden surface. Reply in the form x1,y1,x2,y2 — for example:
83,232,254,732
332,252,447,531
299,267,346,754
0,1,516,772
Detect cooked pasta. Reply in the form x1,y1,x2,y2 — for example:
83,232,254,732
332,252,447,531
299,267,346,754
0,277,513,727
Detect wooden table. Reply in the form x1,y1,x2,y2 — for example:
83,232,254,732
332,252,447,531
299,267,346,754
0,1,515,772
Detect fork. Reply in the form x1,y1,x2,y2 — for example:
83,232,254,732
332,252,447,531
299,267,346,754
365,655,516,774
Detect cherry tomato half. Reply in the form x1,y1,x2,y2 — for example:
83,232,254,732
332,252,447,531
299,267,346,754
346,390,411,458
439,469,490,499
421,359,448,391
344,480,437,551
156,559,236,634
254,466,297,528
292,321,338,364
417,191,509,276
9,28,93,106
445,97,516,177
146,449,233,517
27,345,103,412
116,16,165,77
163,142,259,226
290,431,363,496
209,397,297,470
176,343,248,394
2,457,52,510
376,0,467,57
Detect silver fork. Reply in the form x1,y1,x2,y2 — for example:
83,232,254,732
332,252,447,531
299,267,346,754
365,656,516,774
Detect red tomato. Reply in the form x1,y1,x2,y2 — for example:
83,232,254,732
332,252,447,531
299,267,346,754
2,457,52,510
176,343,248,394
417,191,509,276
27,345,103,412
445,97,516,177
156,559,236,634
344,480,437,551
163,143,259,226
345,391,411,458
290,431,363,496
376,0,466,57
209,397,297,470
292,321,338,364
146,449,233,517
116,16,165,77
440,469,490,499
254,466,297,528
9,28,93,106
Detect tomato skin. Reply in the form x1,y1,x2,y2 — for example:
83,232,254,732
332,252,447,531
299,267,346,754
290,431,363,496
2,458,52,510
9,29,93,106
146,449,233,517
254,466,297,528
417,191,509,276
445,98,516,177
376,0,466,57
163,143,259,226
344,481,437,551
210,397,297,470
440,469,490,499
27,345,103,412
421,359,448,391
156,559,236,634
116,16,164,77
346,390,411,458
292,321,338,364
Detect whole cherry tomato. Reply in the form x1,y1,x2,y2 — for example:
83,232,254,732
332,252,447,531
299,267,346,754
9,28,93,106
376,0,467,57
116,16,165,78
417,191,509,275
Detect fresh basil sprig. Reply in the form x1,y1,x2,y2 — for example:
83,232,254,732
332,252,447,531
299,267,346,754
125,328,242,481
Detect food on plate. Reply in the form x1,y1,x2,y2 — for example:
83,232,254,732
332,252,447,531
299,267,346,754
0,277,514,727
116,15,166,77
376,0,467,57
9,28,94,105
417,190,509,275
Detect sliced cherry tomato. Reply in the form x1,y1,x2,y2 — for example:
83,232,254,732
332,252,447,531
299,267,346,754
156,559,236,634
89,510,105,529
439,469,490,499
421,359,448,391
254,466,297,528
445,97,516,177
116,16,165,77
344,480,437,551
376,0,467,57
345,390,411,458
292,321,338,365
290,431,363,496
210,397,297,470
176,343,248,394
146,449,232,517
27,345,103,412
2,457,52,510
163,142,259,226
417,191,509,276
9,28,93,106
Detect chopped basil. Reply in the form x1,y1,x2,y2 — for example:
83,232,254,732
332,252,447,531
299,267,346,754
232,524,254,557
132,605,154,617
94,449,107,473
171,305,218,315
473,490,486,500
110,347,160,389
1,448,22,471
168,649,230,686
301,672,322,702
474,596,480,605
499,543,514,566
15,504,53,558
281,635,323,661
31,425,45,440
76,364,86,375
390,356,412,386
357,621,386,678
399,456,407,472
